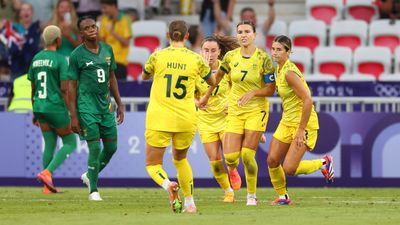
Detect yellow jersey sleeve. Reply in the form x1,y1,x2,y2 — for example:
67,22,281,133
275,60,319,130
144,52,157,75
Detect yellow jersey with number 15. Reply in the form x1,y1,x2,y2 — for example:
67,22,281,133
275,59,319,130
220,48,274,116
144,47,211,132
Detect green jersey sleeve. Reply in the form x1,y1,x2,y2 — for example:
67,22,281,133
68,53,79,80
59,55,69,81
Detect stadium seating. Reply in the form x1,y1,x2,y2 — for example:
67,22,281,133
132,20,167,53
306,0,343,26
396,47,400,74
304,73,337,81
329,20,368,52
290,47,312,75
265,20,287,51
353,46,392,79
369,20,400,54
339,73,376,81
127,46,151,80
344,0,379,23
289,20,327,53
314,46,352,79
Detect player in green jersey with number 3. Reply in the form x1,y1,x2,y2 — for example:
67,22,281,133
68,16,124,201
30,25,77,194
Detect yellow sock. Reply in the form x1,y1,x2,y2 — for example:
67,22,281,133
224,151,241,170
294,159,323,176
210,160,230,190
173,158,193,197
146,164,169,187
241,147,258,194
268,165,287,196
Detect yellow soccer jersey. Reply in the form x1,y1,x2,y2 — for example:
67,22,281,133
275,59,319,130
144,47,211,132
220,48,274,116
195,60,230,133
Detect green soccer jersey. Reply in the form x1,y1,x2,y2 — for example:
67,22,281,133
27,50,69,113
69,42,117,114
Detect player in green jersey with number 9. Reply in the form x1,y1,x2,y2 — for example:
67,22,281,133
30,25,77,194
142,20,215,213
68,16,124,201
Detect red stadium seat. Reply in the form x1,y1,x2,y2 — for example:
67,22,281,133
353,46,392,79
306,0,343,26
290,47,312,75
344,0,379,23
265,20,287,49
369,20,400,54
132,20,167,53
330,20,368,52
289,20,327,53
127,46,151,80
314,47,352,79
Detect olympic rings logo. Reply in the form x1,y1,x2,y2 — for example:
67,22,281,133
374,84,400,97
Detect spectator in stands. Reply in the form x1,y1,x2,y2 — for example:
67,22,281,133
188,25,204,53
7,73,32,112
239,0,275,49
124,8,140,23
24,0,58,24
48,0,81,60
0,0,21,21
99,0,132,80
377,0,400,20
8,2,41,80
200,0,236,37
74,0,101,19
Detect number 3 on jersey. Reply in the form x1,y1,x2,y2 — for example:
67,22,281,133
38,71,47,99
164,74,188,99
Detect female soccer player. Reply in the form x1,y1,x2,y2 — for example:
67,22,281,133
268,35,334,205
199,21,275,206
142,20,215,213
194,35,239,203
31,25,77,194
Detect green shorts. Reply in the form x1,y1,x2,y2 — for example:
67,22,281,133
34,111,70,129
78,112,117,140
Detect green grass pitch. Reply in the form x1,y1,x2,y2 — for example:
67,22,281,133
0,187,399,225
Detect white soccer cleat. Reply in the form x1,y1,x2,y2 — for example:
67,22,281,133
81,172,90,192
89,191,103,201
246,197,258,206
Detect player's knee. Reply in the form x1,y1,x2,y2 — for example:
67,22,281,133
283,164,297,176
104,141,117,154
267,156,280,168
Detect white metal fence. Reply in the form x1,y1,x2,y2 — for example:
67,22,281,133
3,97,399,113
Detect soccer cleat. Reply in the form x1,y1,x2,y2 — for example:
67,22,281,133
228,169,242,190
37,170,57,193
167,182,182,213
271,198,292,205
89,192,103,201
321,155,335,183
183,205,197,213
43,185,60,194
223,191,235,203
81,172,91,193
246,197,258,206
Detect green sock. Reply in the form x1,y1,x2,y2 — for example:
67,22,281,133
47,134,77,173
42,131,57,169
99,140,117,172
87,140,101,193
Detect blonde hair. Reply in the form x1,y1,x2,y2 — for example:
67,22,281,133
42,25,61,46
48,0,78,33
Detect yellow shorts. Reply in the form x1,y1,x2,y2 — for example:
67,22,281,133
199,130,224,144
145,129,196,150
273,122,318,150
225,110,269,134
